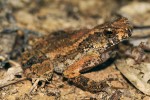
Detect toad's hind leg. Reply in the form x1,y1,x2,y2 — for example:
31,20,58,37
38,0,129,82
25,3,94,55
69,75,109,93
63,52,111,92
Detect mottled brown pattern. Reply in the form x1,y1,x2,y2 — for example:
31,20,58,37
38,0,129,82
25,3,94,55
69,75,109,92
22,17,133,92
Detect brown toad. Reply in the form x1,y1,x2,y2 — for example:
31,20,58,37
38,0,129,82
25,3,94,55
21,17,133,92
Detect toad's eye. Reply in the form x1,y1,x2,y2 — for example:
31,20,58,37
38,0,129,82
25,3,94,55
104,28,114,38
105,30,113,34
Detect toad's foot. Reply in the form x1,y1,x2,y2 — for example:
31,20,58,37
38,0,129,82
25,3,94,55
29,72,53,94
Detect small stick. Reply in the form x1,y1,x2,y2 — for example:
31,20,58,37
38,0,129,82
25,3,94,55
28,79,40,94
133,26,150,30
28,78,46,94
0,77,27,88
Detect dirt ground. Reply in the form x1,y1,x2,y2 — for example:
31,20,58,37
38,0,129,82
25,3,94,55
0,0,150,100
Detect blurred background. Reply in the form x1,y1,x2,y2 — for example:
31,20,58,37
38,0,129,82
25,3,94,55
0,0,150,32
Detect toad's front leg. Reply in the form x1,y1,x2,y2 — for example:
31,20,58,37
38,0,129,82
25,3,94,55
63,51,112,93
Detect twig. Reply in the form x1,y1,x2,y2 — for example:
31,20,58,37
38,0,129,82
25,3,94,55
28,79,39,94
0,77,27,89
133,26,150,30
